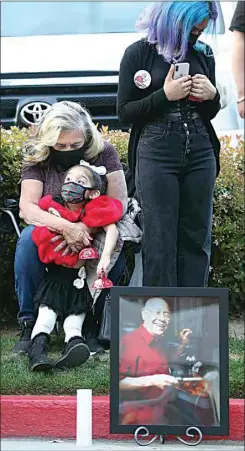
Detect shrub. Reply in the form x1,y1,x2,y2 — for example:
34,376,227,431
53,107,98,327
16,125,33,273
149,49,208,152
210,135,244,315
100,125,128,164
0,127,32,321
0,126,244,319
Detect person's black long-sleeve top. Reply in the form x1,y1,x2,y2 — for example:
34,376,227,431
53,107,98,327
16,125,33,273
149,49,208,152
117,39,221,196
118,39,220,124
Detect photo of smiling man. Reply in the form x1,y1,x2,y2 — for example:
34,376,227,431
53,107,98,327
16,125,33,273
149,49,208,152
119,297,192,425
118,295,221,427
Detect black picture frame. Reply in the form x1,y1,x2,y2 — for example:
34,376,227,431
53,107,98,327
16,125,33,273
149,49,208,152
110,287,229,436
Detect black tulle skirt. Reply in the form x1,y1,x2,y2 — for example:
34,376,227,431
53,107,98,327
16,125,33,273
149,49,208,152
34,263,93,320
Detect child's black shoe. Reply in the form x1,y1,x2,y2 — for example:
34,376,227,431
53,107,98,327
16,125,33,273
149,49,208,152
28,333,53,372
55,336,90,369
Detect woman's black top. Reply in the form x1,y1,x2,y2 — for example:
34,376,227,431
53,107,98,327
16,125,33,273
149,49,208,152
117,39,221,196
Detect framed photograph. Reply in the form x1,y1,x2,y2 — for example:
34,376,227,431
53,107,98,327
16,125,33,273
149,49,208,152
110,287,229,436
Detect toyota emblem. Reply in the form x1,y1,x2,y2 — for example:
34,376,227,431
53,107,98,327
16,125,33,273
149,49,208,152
20,102,51,125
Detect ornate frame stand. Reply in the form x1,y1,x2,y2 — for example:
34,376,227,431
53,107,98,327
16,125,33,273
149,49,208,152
134,426,203,447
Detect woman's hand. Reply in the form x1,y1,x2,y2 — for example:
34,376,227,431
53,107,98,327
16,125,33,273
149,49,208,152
51,222,93,255
164,65,192,101
190,74,217,101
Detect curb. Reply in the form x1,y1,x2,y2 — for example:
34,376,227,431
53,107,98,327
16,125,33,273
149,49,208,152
1,396,244,441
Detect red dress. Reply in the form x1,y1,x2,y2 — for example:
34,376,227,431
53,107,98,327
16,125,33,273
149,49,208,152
32,194,123,267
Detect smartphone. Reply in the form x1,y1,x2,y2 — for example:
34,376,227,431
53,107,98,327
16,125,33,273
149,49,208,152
173,62,190,80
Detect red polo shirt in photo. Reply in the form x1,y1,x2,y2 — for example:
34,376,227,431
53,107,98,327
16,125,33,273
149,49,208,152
119,324,170,425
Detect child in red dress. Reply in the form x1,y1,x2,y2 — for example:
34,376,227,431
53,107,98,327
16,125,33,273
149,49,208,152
28,161,122,372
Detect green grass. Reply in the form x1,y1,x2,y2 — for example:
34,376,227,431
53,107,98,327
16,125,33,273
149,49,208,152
0,332,110,396
0,332,244,398
229,336,245,399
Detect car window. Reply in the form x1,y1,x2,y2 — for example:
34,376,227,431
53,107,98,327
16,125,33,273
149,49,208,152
1,1,225,37
1,1,152,37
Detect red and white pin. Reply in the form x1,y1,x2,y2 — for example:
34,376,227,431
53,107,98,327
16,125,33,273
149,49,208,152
134,70,151,89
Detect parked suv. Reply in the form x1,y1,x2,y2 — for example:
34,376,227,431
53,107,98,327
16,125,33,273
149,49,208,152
1,1,243,134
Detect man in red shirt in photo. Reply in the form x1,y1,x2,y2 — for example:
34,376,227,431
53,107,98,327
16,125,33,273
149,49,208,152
119,297,192,425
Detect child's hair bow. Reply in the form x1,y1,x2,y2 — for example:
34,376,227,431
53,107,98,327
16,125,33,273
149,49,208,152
79,159,107,176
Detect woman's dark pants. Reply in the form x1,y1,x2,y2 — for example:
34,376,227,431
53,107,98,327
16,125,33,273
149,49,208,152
136,116,216,287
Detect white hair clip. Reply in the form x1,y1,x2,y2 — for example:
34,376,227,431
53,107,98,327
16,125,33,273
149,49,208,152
79,159,107,176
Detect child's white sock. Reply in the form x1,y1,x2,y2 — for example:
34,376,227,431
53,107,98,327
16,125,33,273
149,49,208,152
31,306,57,339
63,313,86,343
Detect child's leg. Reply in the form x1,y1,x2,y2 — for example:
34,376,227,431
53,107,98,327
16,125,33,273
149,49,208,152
55,313,89,369
63,313,86,343
31,306,57,339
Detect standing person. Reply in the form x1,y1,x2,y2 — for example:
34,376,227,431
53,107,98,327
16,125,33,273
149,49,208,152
117,2,221,287
13,101,127,355
230,1,245,119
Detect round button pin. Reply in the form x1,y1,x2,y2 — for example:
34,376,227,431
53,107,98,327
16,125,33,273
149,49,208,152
134,70,151,89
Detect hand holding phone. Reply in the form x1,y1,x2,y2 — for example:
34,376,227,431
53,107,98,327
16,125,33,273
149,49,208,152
164,64,192,101
173,62,190,80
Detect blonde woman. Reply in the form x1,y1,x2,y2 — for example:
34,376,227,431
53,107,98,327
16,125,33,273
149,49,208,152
13,101,127,355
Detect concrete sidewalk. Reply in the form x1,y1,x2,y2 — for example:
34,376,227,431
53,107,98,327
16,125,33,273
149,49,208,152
1,439,244,451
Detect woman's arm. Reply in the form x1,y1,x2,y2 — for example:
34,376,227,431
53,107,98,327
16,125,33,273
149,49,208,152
19,179,69,233
107,170,128,216
19,179,92,249
230,0,245,112
117,45,168,125
232,30,244,119
232,30,245,99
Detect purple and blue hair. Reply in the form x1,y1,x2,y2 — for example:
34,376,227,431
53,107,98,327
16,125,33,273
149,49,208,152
137,1,218,63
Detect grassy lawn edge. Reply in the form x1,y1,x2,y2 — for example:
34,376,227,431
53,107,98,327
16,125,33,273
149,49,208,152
1,333,244,398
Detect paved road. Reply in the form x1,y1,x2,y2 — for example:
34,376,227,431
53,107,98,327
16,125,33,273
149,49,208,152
1,439,244,451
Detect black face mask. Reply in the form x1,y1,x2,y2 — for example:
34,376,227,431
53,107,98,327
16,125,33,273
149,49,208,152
50,148,84,171
189,33,199,47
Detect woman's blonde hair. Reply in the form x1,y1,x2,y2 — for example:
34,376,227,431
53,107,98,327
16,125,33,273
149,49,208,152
22,101,104,167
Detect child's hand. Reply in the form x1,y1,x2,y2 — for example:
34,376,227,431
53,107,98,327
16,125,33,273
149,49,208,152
97,255,110,277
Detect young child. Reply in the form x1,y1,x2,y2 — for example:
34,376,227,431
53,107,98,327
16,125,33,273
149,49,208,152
28,162,122,372
32,161,122,267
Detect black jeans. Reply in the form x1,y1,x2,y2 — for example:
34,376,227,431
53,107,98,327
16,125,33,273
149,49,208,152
136,116,216,287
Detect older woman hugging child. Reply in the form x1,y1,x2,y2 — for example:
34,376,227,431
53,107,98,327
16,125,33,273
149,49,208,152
28,161,122,372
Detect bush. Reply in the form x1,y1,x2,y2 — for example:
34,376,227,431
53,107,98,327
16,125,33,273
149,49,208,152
0,126,244,319
210,135,244,315
0,127,32,321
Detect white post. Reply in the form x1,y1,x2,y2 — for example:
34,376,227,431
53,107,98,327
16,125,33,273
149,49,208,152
76,389,92,448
